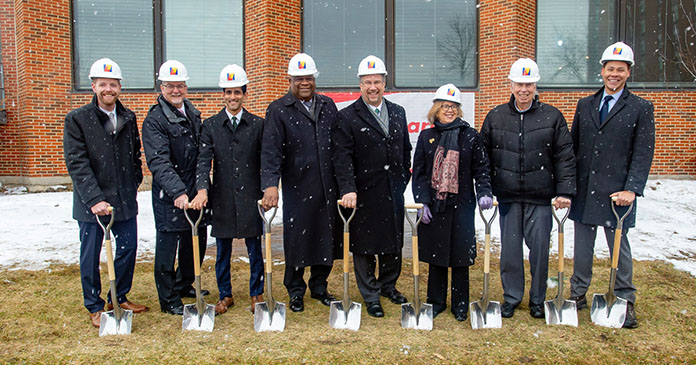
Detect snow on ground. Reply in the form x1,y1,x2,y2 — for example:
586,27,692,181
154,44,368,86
0,179,695,277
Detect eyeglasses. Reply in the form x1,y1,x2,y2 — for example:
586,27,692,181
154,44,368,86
440,104,457,111
162,83,188,91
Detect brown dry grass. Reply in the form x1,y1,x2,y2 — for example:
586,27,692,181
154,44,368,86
0,255,695,364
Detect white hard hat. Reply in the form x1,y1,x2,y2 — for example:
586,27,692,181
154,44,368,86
357,55,387,77
599,42,635,66
288,53,319,77
508,58,540,83
88,58,122,80
218,64,249,88
158,60,189,82
433,83,462,104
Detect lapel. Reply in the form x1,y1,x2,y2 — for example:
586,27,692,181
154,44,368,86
601,88,629,129
355,97,387,137
590,88,603,130
283,92,315,121
314,96,324,121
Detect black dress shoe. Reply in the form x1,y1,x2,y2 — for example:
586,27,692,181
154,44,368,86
454,311,468,322
310,292,336,307
570,295,587,310
529,303,545,318
622,302,638,329
289,296,304,312
501,302,518,318
181,288,210,298
162,304,184,315
366,301,384,318
432,305,446,319
380,289,407,304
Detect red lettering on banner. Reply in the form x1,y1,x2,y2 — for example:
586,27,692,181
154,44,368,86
408,121,433,134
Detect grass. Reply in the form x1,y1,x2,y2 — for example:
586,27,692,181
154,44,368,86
0,253,695,364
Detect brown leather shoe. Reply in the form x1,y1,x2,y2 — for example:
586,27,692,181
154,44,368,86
251,294,264,314
214,296,235,315
89,310,104,328
107,301,149,314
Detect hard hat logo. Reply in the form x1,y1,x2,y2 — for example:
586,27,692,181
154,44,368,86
613,47,623,55
447,89,456,97
104,64,112,72
367,61,375,69
227,73,235,81
298,61,306,69
170,67,178,76
522,67,531,76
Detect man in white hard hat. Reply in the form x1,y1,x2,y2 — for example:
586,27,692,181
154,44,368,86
190,65,265,315
480,58,576,320
63,58,149,328
261,53,341,312
569,42,655,329
333,55,411,318
142,60,209,315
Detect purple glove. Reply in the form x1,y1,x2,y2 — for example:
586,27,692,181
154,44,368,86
419,204,433,224
478,196,493,210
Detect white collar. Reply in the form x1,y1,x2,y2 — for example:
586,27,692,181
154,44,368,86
225,108,243,122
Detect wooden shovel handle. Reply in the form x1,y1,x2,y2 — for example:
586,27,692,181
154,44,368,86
105,239,116,281
343,232,350,274
192,235,201,276
265,232,273,274
611,229,622,269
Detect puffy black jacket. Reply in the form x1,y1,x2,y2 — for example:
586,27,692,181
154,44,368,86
63,96,143,222
480,95,576,204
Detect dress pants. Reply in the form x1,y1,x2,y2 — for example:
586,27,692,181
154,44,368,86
570,221,636,303
154,227,207,310
499,202,552,306
283,264,332,298
353,252,402,303
427,265,470,315
78,217,138,313
215,237,264,300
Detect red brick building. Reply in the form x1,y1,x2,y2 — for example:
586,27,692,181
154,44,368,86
0,0,694,189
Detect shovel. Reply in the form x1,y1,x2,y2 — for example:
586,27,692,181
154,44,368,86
470,201,502,330
95,207,133,336
329,200,361,331
591,198,634,328
254,200,285,332
401,203,433,331
182,206,215,332
544,202,578,327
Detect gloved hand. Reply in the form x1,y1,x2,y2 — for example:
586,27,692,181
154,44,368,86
418,204,433,224
478,196,493,210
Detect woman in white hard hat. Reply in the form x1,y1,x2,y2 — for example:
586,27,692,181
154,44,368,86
411,83,493,322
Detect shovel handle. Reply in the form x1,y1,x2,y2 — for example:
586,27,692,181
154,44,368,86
611,228,622,269
558,231,565,273
192,235,201,276
404,203,424,209
105,238,116,281
483,233,491,275
343,232,350,274
412,235,420,276
264,232,273,274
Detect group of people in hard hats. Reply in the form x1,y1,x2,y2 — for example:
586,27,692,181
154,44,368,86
64,40,653,331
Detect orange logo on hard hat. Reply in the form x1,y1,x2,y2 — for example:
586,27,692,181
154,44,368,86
104,64,112,72
170,67,178,75
613,47,623,55
447,89,456,97
298,61,306,69
522,67,531,76
227,73,235,81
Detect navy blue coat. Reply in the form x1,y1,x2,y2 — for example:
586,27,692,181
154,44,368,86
142,95,207,232
63,96,142,222
260,92,341,267
333,97,411,255
570,87,655,228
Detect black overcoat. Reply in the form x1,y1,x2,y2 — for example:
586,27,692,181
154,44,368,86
142,95,207,232
333,97,412,255
63,96,143,222
569,87,655,228
412,119,492,267
196,108,264,238
260,92,341,267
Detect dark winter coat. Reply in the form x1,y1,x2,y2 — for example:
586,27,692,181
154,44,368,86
142,95,207,232
333,97,412,255
412,119,492,267
569,87,655,228
196,108,264,239
260,92,341,267
480,95,576,205
64,96,143,222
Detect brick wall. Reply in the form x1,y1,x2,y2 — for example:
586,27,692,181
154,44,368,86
0,0,694,182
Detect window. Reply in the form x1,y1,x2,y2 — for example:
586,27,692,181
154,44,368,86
303,0,478,88
72,0,243,90
537,0,696,88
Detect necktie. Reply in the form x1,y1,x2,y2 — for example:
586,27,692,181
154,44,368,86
375,108,381,119
302,100,312,111
231,116,238,131
108,112,117,131
599,95,613,125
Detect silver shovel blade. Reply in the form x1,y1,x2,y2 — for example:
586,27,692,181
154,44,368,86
469,301,502,329
590,294,627,328
182,303,216,332
329,300,361,331
254,301,286,332
98,309,133,336
544,299,578,327
400,303,434,330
